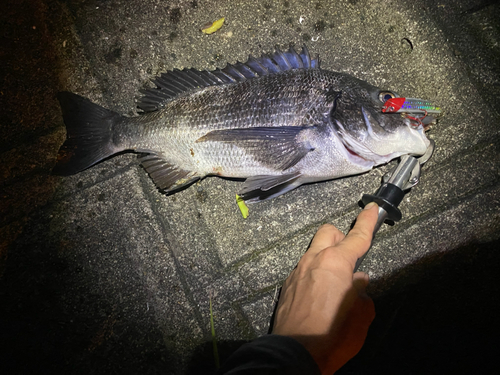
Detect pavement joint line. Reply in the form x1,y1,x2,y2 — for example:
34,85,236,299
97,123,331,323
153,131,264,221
365,186,500,293
233,282,285,306
225,203,362,271
51,162,138,198
229,301,260,340
184,185,230,270
136,165,210,340
428,133,500,167
363,181,500,270
0,122,63,155
360,176,500,246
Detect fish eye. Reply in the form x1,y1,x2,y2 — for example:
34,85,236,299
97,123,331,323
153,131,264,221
379,91,397,103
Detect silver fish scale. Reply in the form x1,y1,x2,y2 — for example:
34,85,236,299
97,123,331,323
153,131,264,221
120,69,343,177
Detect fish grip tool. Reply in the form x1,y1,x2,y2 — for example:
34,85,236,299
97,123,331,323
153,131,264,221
353,139,435,272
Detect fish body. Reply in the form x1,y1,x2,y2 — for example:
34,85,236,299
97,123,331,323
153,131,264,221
54,46,433,201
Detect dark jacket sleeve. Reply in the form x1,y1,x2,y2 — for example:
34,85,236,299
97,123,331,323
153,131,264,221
216,334,321,375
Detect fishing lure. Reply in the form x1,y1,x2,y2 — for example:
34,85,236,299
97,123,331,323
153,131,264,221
382,97,441,128
382,97,441,114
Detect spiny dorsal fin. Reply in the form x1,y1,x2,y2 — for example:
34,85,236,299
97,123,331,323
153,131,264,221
137,45,320,113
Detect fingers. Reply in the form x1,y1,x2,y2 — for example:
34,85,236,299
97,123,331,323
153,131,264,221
336,203,379,264
307,223,345,256
305,203,378,269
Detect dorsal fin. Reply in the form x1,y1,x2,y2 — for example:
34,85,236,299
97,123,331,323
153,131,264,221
137,45,320,113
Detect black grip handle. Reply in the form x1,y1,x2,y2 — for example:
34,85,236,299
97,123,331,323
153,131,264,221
362,182,404,222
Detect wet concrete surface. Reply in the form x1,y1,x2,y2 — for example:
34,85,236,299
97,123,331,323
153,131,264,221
1,0,499,373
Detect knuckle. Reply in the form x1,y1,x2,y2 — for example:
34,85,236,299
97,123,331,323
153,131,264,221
316,247,352,270
351,226,372,243
319,223,336,231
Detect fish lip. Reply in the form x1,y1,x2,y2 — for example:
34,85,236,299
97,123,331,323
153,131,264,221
403,118,431,154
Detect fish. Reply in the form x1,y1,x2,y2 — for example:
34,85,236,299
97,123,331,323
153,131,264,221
53,46,436,202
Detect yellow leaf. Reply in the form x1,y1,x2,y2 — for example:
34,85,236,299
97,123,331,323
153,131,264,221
201,17,225,34
236,194,249,219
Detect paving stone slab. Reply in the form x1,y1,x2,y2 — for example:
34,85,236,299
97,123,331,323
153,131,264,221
240,293,277,337
49,169,203,354
155,172,383,268
363,184,500,296
232,183,500,341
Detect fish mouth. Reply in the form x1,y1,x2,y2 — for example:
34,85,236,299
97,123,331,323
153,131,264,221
403,117,431,155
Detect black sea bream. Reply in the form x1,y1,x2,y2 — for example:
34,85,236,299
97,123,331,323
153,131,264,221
54,46,434,202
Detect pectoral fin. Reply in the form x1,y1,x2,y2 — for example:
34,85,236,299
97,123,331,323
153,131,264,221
196,126,314,171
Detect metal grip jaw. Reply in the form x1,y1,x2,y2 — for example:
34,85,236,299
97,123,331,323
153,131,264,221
354,140,435,271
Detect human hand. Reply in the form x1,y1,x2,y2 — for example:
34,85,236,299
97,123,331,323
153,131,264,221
272,203,378,374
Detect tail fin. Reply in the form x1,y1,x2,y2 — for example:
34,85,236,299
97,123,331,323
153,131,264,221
53,92,124,175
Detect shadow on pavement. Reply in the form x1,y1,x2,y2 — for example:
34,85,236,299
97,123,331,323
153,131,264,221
185,237,500,374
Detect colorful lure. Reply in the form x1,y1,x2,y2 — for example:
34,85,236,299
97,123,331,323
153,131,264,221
382,97,441,114
382,97,441,128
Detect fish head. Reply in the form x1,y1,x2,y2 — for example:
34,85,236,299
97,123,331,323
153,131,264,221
329,78,436,167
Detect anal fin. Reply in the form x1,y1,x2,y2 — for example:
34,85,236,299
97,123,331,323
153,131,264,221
139,154,199,192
